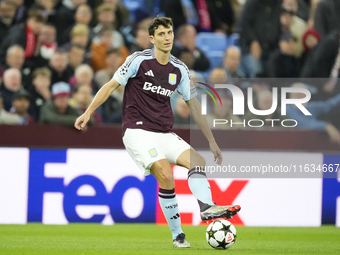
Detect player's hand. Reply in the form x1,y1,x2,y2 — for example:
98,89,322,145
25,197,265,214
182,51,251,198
325,124,340,145
74,112,90,131
209,141,223,165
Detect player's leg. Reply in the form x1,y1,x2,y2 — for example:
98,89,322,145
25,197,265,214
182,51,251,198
122,129,190,247
150,159,190,248
176,148,241,221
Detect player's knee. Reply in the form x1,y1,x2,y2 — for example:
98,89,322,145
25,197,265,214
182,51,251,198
192,154,206,168
159,170,174,184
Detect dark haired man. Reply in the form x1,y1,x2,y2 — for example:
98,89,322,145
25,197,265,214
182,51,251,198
0,4,47,61
75,17,241,248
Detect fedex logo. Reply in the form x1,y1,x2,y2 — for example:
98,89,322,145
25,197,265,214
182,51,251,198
143,82,174,97
27,149,157,223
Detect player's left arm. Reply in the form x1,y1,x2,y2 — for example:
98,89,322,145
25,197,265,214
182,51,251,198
186,97,223,165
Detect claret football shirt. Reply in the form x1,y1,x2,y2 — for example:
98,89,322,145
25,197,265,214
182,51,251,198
113,48,197,135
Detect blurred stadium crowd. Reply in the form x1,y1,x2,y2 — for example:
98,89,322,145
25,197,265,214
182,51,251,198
0,0,340,143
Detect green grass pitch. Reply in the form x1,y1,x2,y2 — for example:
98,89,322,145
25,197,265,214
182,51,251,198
1,224,339,255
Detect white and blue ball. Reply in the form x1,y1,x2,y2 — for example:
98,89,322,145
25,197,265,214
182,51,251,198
206,219,237,249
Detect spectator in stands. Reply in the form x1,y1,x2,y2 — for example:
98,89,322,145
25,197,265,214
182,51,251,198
92,3,125,48
287,83,340,145
244,89,284,127
205,97,242,130
59,3,93,46
0,68,21,111
10,90,34,124
97,0,130,30
222,46,246,83
0,92,21,124
173,97,190,126
0,45,25,77
303,29,340,81
68,24,90,49
0,4,47,62
27,67,52,121
68,64,97,90
35,0,58,24
36,23,57,62
314,0,340,38
54,0,87,39
208,0,236,35
69,83,101,124
268,31,299,78
129,28,151,53
283,0,310,22
49,49,74,85
172,24,210,72
178,48,195,71
0,0,17,46
281,6,308,58
68,43,85,73
239,0,281,78
39,81,88,126
300,29,321,77
94,48,122,87
91,25,128,73
209,67,228,85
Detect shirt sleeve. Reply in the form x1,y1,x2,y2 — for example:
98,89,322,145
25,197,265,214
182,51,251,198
113,52,141,87
176,66,197,101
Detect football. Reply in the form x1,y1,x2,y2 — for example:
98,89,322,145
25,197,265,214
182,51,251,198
206,219,237,249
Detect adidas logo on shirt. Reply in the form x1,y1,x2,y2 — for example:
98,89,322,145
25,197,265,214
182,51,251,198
144,70,154,77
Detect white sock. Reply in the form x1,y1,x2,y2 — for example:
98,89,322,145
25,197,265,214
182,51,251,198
158,188,183,240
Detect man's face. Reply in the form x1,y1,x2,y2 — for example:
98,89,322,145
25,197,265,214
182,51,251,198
224,49,240,73
305,34,318,49
28,18,44,35
182,26,196,50
39,25,56,44
0,2,16,22
69,47,85,68
106,53,121,70
33,75,51,90
12,97,29,115
74,85,92,107
72,35,89,48
150,25,174,53
100,31,113,47
75,6,92,25
98,11,114,25
53,95,69,113
4,71,21,91
50,53,68,72
280,39,296,55
6,48,25,69
280,13,293,30
75,70,92,85
136,29,151,49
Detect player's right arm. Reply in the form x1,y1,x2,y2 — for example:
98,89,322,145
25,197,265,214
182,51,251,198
75,51,144,130
74,78,120,130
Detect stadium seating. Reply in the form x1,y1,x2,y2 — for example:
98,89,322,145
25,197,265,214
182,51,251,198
226,33,240,48
196,32,228,70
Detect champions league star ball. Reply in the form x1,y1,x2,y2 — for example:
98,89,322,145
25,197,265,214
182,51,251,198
206,220,237,249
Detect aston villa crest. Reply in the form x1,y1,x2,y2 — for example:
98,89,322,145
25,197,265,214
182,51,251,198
168,73,177,85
